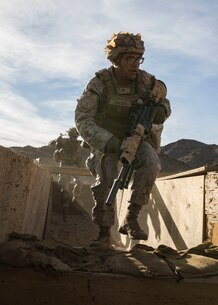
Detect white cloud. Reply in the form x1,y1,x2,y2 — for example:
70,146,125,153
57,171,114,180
0,88,73,147
0,0,217,83
0,0,217,147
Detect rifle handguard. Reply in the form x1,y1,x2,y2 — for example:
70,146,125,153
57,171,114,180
120,123,144,164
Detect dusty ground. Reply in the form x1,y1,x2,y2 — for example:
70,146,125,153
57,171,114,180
47,207,99,248
47,178,100,248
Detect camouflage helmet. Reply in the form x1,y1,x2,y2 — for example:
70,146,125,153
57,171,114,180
67,127,78,137
105,32,145,62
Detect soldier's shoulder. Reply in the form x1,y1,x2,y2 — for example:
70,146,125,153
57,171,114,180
55,135,64,145
139,69,156,89
139,69,155,81
85,72,104,95
95,67,111,79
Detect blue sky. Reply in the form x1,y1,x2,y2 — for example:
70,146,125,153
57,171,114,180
0,0,217,147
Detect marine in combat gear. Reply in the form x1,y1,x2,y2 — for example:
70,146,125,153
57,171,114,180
75,32,171,246
53,127,83,221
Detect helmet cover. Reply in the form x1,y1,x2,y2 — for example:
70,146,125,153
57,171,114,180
105,31,145,62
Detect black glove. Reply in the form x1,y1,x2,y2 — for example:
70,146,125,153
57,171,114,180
150,103,166,124
105,136,121,155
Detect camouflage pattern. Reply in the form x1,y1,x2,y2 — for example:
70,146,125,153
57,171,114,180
67,127,79,138
75,75,112,153
75,67,171,152
75,66,171,228
53,131,83,220
128,140,161,206
152,80,167,101
54,132,83,167
105,32,145,62
86,142,160,227
86,151,118,227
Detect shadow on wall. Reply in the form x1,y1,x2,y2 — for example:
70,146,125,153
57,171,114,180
146,184,187,250
112,184,188,251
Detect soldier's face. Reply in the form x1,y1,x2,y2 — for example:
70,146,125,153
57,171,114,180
118,52,143,80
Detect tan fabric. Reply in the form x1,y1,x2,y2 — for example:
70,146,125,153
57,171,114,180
105,243,218,279
75,67,171,152
54,136,83,167
120,124,144,164
87,141,161,227
1,234,218,280
75,76,112,153
105,32,145,62
106,250,176,278
75,66,171,227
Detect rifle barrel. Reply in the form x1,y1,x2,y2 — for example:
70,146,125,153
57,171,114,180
106,163,129,206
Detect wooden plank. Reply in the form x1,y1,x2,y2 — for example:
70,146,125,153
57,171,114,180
0,146,52,242
1,269,218,305
113,175,205,251
211,223,218,246
22,167,52,238
38,164,92,176
144,176,205,250
158,165,218,181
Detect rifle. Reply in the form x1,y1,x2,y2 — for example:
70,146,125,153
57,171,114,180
106,98,155,206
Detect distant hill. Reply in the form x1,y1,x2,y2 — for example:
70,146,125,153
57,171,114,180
158,151,190,176
10,138,218,176
161,139,218,169
10,145,55,160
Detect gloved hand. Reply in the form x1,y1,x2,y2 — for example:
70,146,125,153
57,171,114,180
150,103,166,124
105,136,121,155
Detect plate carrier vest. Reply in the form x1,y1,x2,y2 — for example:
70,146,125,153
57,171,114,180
94,68,156,140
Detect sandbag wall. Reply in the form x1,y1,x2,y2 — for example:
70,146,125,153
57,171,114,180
0,146,52,243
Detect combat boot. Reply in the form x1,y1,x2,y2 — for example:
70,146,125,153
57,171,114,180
119,203,148,240
90,226,111,247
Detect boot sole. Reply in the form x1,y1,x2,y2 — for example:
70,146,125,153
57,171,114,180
119,227,148,240
118,227,128,235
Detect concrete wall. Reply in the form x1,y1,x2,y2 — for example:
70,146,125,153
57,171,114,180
0,146,52,243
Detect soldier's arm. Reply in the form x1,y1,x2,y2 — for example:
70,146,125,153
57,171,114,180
140,71,171,120
153,79,172,120
75,77,113,153
159,97,171,119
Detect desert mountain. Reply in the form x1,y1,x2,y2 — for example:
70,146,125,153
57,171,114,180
10,144,55,160
161,139,218,169
10,138,217,176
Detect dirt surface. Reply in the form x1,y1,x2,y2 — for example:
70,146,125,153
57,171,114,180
47,208,99,248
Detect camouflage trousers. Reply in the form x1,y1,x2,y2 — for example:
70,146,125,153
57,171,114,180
86,140,161,228
58,174,82,208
